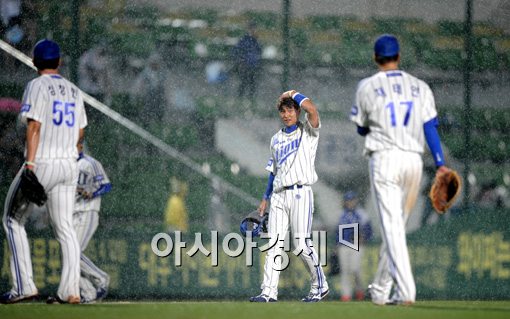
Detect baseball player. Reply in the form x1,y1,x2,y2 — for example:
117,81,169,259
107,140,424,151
1,39,87,304
336,191,373,301
74,139,112,303
249,90,329,302
350,34,451,305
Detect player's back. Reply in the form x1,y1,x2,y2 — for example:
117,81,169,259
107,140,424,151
21,74,87,159
355,70,437,154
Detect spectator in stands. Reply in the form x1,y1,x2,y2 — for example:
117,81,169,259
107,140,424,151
163,176,189,232
232,20,262,102
205,61,228,84
477,181,506,209
494,184,510,209
1,0,23,72
132,52,168,127
1,0,21,39
336,191,373,301
78,43,112,103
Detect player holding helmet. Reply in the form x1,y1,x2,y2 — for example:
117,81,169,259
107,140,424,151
249,90,329,302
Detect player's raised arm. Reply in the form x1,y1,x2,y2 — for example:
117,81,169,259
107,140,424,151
299,97,319,128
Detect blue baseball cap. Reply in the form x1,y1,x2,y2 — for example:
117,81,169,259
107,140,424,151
374,34,399,57
33,39,60,60
343,191,357,201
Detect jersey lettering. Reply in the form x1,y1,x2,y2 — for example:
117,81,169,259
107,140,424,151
276,138,300,165
351,70,437,155
411,85,419,97
392,84,402,95
375,88,386,97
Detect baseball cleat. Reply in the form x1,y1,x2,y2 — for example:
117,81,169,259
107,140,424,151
0,291,38,304
46,295,81,304
301,289,329,302
94,275,110,302
46,296,64,304
80,297,96,304
385,300,414,306
249,294,277,302
367,284,392,306
96,287,108,301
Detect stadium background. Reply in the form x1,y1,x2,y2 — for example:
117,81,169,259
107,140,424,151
0,0,509,301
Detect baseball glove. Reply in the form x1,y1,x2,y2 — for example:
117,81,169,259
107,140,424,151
240,210,269,237
19,168,47,206
429,168,461,214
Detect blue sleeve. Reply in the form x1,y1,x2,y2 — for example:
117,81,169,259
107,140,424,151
357,125,370,136
92,183,112,198
423,117,445,167
263,173,275,200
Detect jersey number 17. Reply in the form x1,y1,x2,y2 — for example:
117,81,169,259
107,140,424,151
386,101,413,127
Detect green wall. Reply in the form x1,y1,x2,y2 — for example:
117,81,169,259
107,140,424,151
0,209,508,300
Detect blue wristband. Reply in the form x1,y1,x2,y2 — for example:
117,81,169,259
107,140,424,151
292,92,309,107
92,183,112,198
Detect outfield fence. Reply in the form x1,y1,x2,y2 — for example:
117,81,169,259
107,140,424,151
1,208,508,300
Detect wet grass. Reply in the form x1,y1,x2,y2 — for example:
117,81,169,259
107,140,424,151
0,300,509,319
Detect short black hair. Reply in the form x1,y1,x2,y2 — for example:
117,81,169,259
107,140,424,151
277,97,299,112
33,57,59,71
374,54,399,65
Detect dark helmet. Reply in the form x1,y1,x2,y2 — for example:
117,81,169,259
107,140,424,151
33,39,60,61
240,210,269,237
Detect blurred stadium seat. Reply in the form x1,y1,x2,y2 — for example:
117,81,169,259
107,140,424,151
2,4,509,228
439,106,510,186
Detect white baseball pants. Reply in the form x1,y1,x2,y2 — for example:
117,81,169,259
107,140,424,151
260,186,328,299
3,159,81,300
368,150,422,303
73,210,109,300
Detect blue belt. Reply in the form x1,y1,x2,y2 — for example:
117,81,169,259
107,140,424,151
284,185,303,190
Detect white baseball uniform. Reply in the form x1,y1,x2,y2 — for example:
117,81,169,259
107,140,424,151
260,115,328,300
3,73,87,301
74,153,111,301
350,70,437,303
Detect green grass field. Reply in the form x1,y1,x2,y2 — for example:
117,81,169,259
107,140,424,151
1,301,509,319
